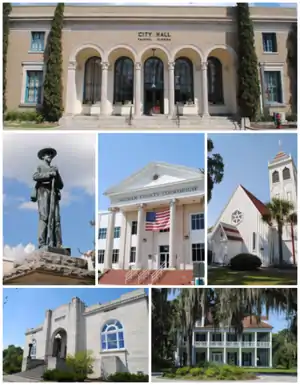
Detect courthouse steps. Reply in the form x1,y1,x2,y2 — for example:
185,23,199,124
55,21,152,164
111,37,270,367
6,364,46,381
59,115,240,130
99,269,193,285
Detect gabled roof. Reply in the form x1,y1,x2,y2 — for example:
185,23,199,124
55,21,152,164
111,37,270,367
219,222,243,241
104,161,203,196
197,314,272,329
240,185,269,216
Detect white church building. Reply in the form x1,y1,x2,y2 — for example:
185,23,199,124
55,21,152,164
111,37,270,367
209,150,297,266
98,162,205,273
21,289,148,379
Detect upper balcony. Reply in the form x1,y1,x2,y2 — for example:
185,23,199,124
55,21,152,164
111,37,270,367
194,341,271,348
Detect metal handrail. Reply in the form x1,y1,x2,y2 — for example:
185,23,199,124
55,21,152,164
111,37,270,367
176,102,180,127
151,261,166,284
138,269,151,284
126,105,133,126
125,268,138,284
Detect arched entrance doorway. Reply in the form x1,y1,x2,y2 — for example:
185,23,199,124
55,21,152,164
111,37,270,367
83,56,102,104
143,57,164,115
52,329,67,359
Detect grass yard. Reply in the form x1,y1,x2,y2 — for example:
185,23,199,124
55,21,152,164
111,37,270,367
4,122,58,129
208,267,297,285
244,368,297,374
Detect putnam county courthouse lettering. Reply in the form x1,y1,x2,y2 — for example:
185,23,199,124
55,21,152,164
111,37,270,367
6,5,297,119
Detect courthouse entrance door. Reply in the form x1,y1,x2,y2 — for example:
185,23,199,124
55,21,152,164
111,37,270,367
159,245,169,268
143,57,164,115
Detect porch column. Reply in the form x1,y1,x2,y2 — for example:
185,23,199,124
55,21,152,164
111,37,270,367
104,207,117,269
239,337,242,366
201,61,209,117
269,331,272,367
66,60,77,115
223,332,226,363
168,61,175,117
135,62,142,116
136,204,145,269
207,331,210,361
192,330,196,365
169,199,177,268
101,62,109,115
254,332,257,367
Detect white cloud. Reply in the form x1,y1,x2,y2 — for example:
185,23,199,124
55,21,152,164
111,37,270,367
3,243,36,263
18,201,37,211
18,190,80,210
3,133,96,199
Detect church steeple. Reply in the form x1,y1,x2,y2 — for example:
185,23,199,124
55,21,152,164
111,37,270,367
268,143,297,207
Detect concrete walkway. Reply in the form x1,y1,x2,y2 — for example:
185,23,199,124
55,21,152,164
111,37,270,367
151,374,297,382
3,374,40,382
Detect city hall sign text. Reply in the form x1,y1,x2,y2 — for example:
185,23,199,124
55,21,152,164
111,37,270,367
137,31,171,41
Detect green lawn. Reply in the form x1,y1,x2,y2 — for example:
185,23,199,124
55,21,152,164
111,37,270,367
208,267,297,285
244,368,297,374
4,122,58,129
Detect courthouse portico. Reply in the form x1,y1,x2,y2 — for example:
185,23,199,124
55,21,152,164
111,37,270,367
98,162,205,271
6,4,296,121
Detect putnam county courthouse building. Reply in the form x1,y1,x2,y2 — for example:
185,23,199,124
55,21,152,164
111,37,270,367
21,290,148,379
97,162,204,285
6,4,297,124
176,315,273,368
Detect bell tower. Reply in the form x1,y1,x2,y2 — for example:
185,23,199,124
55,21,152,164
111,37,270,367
268,142,297,208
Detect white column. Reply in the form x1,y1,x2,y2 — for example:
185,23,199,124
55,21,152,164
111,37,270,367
192,331,196,365
135,62,142,116
269,332,272,367
201,61,209,117
101,62,109,115
207,331,210,362
104,208,117,269
168,61,175,117
136,204,145,269
169,199,177,268
223,332,226,363
66,60,77,115
239,337,242,366
254,332,257,367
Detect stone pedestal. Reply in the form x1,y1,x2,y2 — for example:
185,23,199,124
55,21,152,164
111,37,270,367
3,250,95,285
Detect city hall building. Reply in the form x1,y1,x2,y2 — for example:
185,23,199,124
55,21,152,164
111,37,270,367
97,162,204,285
6,4,297,121
21,290,148,379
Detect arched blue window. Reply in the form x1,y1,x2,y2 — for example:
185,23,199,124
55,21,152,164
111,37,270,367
31,339,37,359
114,57,134,104
207,57,224,104
101,320,124,350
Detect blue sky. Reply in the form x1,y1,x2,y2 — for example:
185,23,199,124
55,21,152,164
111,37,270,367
98,133,204,210
3,288,148,348
3,134,96,258
167,290,289,333
208,133,297,226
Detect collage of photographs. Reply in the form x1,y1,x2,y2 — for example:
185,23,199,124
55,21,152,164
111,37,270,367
1,0,298,384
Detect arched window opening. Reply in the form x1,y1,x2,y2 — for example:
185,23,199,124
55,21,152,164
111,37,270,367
31,339,37,359
272,170,279,183
207,57,224,104
83,56,102,104
282,167,291,180
101,320,124,351
174,57,194,104
114,57,134,105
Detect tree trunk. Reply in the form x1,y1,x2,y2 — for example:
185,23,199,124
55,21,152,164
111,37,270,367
186,331,193,366
278,224,283,265
290,221,296,265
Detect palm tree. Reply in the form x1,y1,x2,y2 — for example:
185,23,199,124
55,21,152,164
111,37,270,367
261,198,294,265
288,212,297,265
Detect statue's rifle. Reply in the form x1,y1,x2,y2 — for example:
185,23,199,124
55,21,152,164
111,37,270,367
47,175,56,247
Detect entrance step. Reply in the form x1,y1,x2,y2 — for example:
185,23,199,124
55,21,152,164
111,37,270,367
60,115,240,130
11,364,46,381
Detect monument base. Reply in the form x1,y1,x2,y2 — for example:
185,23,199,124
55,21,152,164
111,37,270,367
3,250,95,285
40,245,71,256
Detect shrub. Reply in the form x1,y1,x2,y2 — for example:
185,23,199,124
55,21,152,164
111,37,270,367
255,113,274,122
175,366,191,376
190,367,202,377
286,113,297,122
204,365,221,378
230,253,262,271
163,372,176,378
42,369,76,382
4,110,44,122
106,372,149,382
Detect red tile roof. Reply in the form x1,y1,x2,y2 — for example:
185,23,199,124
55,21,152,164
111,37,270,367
99,269,193,285
220,223,243,241
198,315,272,329
241,185,269,216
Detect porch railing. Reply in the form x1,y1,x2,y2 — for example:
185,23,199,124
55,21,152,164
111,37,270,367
193,341,270,348
124,268,139,284
137,269,151,284
151,261,166,284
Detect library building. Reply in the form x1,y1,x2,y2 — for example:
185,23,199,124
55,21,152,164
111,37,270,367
6,4,296,119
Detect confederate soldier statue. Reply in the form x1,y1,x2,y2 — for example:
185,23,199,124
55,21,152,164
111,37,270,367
31,147,64,249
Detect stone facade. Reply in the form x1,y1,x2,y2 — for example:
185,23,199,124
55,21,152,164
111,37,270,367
6,5,297,118
22,289,149,378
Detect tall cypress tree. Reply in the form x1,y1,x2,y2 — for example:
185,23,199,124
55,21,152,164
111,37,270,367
3,3,12,113
236,3,260,120
42,3,64,122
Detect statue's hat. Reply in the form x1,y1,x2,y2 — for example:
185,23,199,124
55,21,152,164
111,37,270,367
37,147,57,160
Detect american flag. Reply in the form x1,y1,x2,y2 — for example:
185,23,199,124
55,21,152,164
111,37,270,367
145,209,170,231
